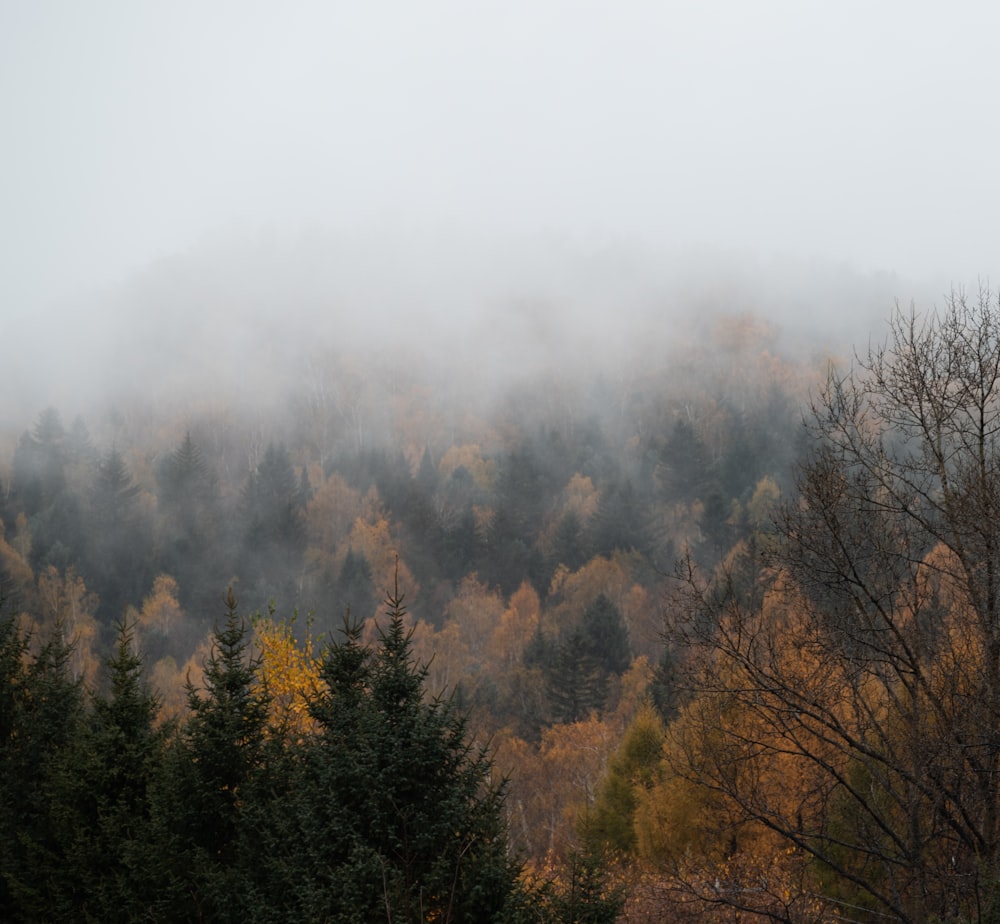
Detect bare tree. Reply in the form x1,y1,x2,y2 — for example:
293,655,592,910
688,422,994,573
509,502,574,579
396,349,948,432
666,288,1000,923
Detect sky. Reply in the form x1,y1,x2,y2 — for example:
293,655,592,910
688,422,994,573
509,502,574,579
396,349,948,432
2,1,999,409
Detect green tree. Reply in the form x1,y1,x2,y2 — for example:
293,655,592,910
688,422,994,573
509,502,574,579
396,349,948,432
259,580,523,922
579,593,630,677
85,447,150,622
0,614,87,920
69,615,165,922
156,431,222,610
151,588,270,922
545,844,626,924
585,702,664,854
238,443,305,604
546,628,608,724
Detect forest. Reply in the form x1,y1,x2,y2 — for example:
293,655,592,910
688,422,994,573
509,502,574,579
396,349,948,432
5,280,1000,922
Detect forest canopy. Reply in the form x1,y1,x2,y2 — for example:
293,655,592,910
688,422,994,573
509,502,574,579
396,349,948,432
7,287,1000,920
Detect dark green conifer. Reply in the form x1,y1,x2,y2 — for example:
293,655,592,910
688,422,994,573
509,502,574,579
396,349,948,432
261,579,523,922
151,589,270,922
546,628,607,724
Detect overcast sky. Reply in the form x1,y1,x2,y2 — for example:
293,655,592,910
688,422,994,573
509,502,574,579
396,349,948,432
2,1,999,324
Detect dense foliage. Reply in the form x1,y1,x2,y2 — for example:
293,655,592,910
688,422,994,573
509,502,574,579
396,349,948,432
20,303,977,921
1,588,626,922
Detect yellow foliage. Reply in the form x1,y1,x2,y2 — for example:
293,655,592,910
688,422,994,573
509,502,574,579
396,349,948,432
138,574,184,635
615,656,654,724
254,615,322,739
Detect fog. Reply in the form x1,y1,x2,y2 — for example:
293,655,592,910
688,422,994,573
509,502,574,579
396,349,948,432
3,2,998,424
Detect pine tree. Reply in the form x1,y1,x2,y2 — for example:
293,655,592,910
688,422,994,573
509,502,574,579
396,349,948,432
155,431,222,610
86,448,149,622
238,443,305,604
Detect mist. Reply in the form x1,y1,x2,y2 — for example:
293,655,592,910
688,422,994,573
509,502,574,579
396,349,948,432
3,2,997,430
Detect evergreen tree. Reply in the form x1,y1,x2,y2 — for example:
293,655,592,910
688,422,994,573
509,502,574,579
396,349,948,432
238,443,305,604
85,447,150,622
156,431,222,611
69,616,165,921
10,408,83,572
546,628,607,724
0,615,87,920
259,581,523,922
579,594,630,677
151,589,270,922
335,546,377,622
545,844,625,924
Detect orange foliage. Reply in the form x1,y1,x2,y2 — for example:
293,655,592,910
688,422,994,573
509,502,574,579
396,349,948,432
497,716,617,862
487,581,541,670
345,495,418,620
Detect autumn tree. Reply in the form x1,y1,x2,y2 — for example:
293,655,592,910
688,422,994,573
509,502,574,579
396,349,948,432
668,290,1000,922
585,701,664,855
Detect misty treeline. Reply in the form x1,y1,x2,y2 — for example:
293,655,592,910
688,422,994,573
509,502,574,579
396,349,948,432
20,286,1000,921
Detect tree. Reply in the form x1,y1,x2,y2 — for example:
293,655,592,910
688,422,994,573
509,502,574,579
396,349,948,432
68,615,165,921
0,612,87,920
668,290,1000,922
85,447,150,622
258,579,523,922
586,702,664,854
546,628,608,724
152,588,270,922
155,431,222,611
579,593,630,678
238,442,306,605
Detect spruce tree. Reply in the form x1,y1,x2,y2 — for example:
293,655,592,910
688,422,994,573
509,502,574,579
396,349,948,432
151,589,270,922
546,628,607,723
69,616,165,921
0,615,87,920
261,580,523,922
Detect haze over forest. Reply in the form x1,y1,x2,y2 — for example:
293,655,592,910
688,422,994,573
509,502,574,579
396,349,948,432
4,3,1000,922
4,2,999,427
